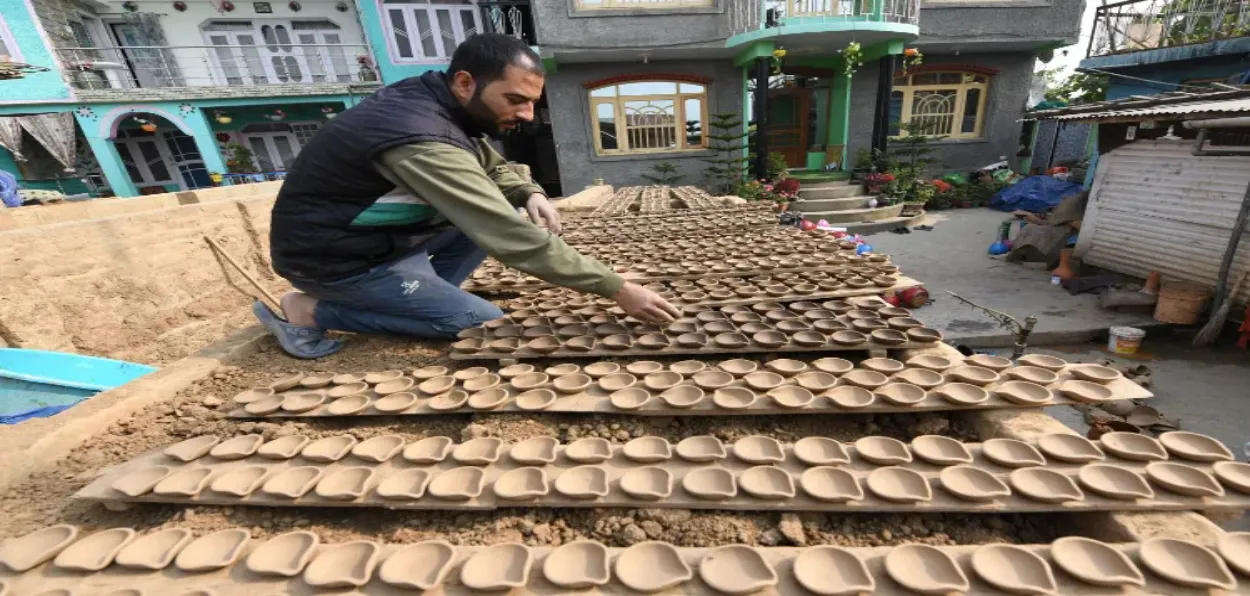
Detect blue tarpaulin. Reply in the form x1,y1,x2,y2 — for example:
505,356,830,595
989,175,1084,214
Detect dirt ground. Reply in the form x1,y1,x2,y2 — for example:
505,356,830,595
0,332,1067,548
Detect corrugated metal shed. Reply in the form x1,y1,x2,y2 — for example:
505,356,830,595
1077,140,1250,305
1042,98,1250,121
1025,89,1250,122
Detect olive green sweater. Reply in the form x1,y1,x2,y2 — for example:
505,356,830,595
376,140,625,298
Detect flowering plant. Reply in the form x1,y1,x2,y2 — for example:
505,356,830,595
865,172,895,194
736,179,797,203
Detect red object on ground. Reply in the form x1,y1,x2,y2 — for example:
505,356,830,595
800,219,817,231
832,230,848,238
898,286,930,308
884,293,901,306
1047,166,1069,175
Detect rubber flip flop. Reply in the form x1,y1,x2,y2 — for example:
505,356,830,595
252,301,343,359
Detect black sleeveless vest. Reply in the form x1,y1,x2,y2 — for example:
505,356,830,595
269,71,487,283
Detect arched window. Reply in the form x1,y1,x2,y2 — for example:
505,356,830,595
890,71,989,139
588,79,708,155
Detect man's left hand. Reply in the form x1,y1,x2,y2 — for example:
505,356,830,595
526,193,562,235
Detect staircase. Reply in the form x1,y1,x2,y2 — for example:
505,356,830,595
790,180,924,232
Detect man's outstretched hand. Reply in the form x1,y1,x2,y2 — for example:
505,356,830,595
526,193,562,235
613,282,681,324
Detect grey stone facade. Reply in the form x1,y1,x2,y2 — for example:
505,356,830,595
546,60,743,193
529,0,731,57
918,0,1084,49
847,52,1038,174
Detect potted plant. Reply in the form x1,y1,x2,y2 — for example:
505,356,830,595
851,149,874,182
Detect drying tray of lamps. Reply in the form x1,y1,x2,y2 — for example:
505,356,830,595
77,430,1246,514
228,355,1152,418
449,299,939,360
5,525,1244,596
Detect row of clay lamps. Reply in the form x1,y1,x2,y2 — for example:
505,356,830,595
6,525,1250,593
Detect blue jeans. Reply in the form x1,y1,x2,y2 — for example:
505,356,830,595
291,229,503,339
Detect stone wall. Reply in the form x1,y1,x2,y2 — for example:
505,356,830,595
546,60,743,192
847,52,1036,173
0,188,285,365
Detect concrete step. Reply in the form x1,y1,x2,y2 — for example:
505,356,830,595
840,212,928,234
798,203,905,224
797,179,854,189
798,184,864,200
791,196,874,212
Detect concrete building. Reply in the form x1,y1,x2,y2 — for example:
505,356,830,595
530,0,1082,194
1,0,1080,199
0,0,389,198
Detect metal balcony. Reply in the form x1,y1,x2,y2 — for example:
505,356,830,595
1088,0,1250,57
479,0,540,46
730,0,920,42
54,43,376,91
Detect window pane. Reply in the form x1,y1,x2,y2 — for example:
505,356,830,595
210,39,243,85
973,75,987,83
962,88,981,134
262,25,277,50
624,99,676,150
236,36,265,84
888,90,903,136
273,136,297,168
414,11,437,57
389,9,414,58
596,103,618,151
679,83,704,93
283,55,302,82
460,10,477,37
937,73,962,84
619,81,677,96
912,73,938,85
138,141,171,181
893,76,909,86
274,25,292,50
911,90,957,135
248,137,273,170
590,86,617,97
114,143,144,181
436,9,455,55
684,97,704,147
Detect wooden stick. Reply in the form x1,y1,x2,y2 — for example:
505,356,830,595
203,236,284,317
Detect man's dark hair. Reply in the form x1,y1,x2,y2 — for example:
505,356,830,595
448,34,544,86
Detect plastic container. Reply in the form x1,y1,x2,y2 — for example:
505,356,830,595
0,348,156,423
1154,282,1211,324
1108,326,1145,355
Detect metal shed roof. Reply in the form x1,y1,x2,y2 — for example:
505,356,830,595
1026,88,1250,122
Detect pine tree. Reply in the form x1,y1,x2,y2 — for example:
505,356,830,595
642,161,683,185
702,112,749,194
885,121,944,201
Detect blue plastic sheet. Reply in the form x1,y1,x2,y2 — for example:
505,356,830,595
0,170,19,208
0,404,74,425
989,176,1083,213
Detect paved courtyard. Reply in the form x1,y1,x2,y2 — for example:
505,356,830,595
867,208,1157,346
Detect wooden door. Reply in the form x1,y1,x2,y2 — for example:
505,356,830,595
767,87,811,168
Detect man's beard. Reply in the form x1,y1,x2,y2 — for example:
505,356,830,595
465,91,516,140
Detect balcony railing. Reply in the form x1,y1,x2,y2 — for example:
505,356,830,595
1088,0,1250,57
573,0,714,8
54,43,375,90
733,0,919,35
479,0,539,45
